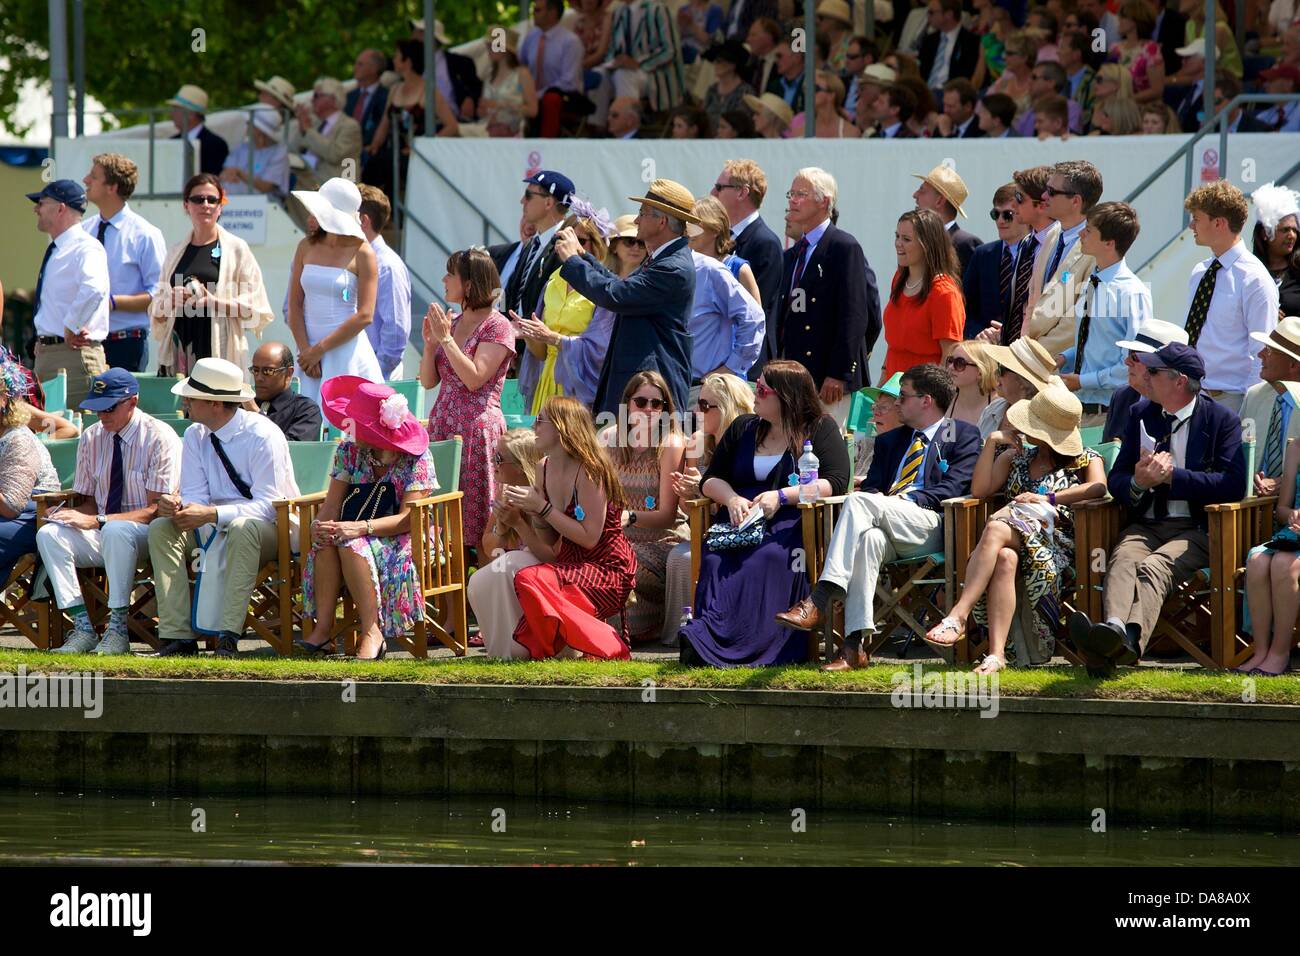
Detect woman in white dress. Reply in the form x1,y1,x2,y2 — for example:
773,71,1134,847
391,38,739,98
287,177,381,409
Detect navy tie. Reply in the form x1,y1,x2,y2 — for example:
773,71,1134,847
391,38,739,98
33,242,56,318
789,236,810,292
96,219,109,244
106,434,124,515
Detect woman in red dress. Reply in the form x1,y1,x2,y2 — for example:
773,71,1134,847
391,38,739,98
880,208,965,382
497,396,636,659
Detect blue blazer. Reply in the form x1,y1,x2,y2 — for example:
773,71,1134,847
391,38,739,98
562,237,695,417
948,224,983,275
733,214,785,372
345,85,390,151
862,418,982,513
1108,395,1245,528
961,239,1010,340
174,126,229,176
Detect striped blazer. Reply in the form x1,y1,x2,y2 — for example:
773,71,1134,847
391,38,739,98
609,0,685,113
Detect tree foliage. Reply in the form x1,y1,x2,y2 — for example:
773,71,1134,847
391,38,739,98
0,0,523,136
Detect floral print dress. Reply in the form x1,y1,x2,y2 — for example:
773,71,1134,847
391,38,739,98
303,442,436,640
972,448,1098,661
426,310,515,549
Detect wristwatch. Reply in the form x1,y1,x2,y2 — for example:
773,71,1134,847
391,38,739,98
627,510,638,527
366,519,375,536
96,514,107,528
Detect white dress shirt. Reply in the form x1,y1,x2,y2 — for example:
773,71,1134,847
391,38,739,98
178,408,300,528
731,209,761,238
1187,239,1279,394
34,225,111,339
82,204,167,333
1139,398,1195,520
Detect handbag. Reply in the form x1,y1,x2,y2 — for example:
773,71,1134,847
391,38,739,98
704,516,766,551
340,481,399,523
1261,530,1300,552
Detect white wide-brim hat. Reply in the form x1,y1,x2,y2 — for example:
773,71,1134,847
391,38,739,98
291,177,366,240
1251,315,1300,363
171,357,255,403
1116,318,1191,354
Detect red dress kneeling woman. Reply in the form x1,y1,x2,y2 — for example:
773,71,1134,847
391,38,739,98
470,396,636,659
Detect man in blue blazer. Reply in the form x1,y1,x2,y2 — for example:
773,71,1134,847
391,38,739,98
345,50,390,185
556,179,696,417
961,183,1027,339
776,364,982,668
1071,343,1245,673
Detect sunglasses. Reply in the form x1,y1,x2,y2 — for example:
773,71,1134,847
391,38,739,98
630,396,665,411
712,183,741,193
1013,191,1043,206
249,364,291,376
1042,184,1079,199
492,452,509,467
523,189,549,200
944,356,973,371
186,195,221,205
697,398,718,412
989,208,1015,222
754,381,775,399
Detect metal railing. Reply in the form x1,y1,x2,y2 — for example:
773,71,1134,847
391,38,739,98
1125,93,1300,273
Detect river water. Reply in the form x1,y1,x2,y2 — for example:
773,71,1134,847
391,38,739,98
0,791,1295,865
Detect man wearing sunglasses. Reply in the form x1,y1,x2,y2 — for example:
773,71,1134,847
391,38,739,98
961,183,1028,339
974,165,1057,347
249,342,322,442
713,160,783,376
505,170,575,321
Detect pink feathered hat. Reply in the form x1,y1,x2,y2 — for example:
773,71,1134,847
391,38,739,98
320,376,429,456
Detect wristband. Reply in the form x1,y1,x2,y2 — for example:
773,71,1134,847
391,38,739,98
778,488,788,507
538,501,553,519
1048,493,1056,506
109,294,117,311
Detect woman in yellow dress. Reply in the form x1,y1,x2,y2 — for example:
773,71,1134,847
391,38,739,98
514,202,614,414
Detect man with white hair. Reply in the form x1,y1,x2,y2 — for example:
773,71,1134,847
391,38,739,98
776,167,874,426
289,77,362,191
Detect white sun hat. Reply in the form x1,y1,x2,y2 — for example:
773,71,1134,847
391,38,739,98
290,177,366,240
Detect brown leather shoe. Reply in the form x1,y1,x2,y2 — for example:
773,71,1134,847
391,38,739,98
775,598,823,631
821,645,869,671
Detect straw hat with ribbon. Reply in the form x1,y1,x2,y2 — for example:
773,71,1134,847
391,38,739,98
985,337,1063,391
817,0,854,25
1005,386,1084,456
167,84,210,114
290,177,367,240
1251,314,1300,363
912,163,969,218
321,376,430,456
611,214,639,239
253,75,297,109
627,179,702,224
743,92,794,128
171,357,256,403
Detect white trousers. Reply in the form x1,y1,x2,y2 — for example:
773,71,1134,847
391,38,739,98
818,492,942,634
35,519,152,610
467,548,542,659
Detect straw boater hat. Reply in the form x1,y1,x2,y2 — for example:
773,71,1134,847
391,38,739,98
817,0,854,25
861,64,898,86
612,213,639,239
743,92,795,128
321,376,430,456
253,75,296,109
627,179,702,224
912,163,969,218
1250,314,1300,363
172,358,256,403
1116,318,1189,353
410,18,452,45
1006,386,1084,456
985,337,1063,391
291,177,367,240
167,84,209,113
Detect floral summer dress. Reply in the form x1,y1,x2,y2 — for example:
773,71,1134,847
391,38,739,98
426,310,514,548
615,449,688,637
302,442,436,640
972,448,1098,661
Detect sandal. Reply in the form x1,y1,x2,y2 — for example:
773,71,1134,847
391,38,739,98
923,616,967,651
974,654,1006,675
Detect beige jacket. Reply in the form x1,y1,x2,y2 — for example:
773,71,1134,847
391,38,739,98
1025,226,1096,360
1241,381,1300,478
288,113,362,189
148,224,274,371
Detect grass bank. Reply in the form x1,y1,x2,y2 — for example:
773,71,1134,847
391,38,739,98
0,648,1295,705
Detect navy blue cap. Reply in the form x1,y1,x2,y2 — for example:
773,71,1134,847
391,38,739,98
1138,342,1206,380
522,170,574,206
79,368,140,411
26,179,87,211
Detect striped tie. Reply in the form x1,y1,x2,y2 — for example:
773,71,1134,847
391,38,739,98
1265,391,1286,478
889,431,927,495
1002,234,1038,343
1184,258,1222,347
998,242,1014,320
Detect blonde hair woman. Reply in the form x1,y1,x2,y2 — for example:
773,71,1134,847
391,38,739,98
945,339,1001,433
1091,95,1142,135
0,359,60,588
478,428,542,557
688,196,762,308
988,31,1042,117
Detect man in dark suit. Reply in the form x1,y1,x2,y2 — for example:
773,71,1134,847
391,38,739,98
775,363,982,668
411,18,483,116
1102,319,1191,442
918,0,982,93
765,39,807,115
1215,74,1271,132
712,160,784,378
1071,344,1245,674
504,171,574,322
776,167,873,427
722,0,779,41
938,78,985,138
167,85,229,176
869,84,918,137
1154,1,1188,77
346,49,390,185
912,163,982,273
961,182,1028,339
557,179,697,416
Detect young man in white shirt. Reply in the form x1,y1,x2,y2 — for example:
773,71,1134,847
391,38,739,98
1181,181,1280,415
358,186,411,380
81,153,167,373
26,179,109,409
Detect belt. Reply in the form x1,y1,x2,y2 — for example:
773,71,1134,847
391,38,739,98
1080,402,1106,414
36,335,64,346
106,329,147,341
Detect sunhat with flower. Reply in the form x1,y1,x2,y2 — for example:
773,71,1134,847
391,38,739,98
321,376,429,456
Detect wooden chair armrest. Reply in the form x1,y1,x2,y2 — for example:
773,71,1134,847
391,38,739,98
1205,496,1277,514
1071,496,1116,512
35,491,83,524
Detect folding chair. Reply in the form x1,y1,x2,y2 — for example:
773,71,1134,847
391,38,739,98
38,437,81,490
40,371,67,416
132,373,181,415
501,379,536,430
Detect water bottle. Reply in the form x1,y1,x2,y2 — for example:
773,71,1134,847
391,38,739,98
797,440,820,504
680,606,693,628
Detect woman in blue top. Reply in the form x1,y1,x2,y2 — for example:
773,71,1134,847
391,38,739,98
688,197,762,310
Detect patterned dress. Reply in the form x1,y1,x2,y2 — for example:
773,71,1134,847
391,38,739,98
615,448,688,637
426,310,514,549
302,442,436,641
972,448,1099,661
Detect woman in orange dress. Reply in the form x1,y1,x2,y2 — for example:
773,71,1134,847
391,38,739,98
879,208,965,382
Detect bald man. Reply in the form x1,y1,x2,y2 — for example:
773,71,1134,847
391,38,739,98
249,342,322,442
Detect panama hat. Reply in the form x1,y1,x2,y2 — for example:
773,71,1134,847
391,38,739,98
1006,386,1084,456
410,18,451,45
171,357,255,403
253,75,296,109
249,105,283,138
1250,315,1300,363
912,163,969,218
743,92,794,128
861,64,898,86
861,371,903,402
612,213,639,239
167,84,209,113
321,376,430,457
627,179,702,224
985,337,1063,391
290,177,366,240
816,0,853,25
1116,318,1190,353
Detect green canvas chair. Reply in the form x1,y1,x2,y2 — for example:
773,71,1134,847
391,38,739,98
501,378,535,430
289,440,338,495
41,371,67,416
41,437,80,490
133,373,181,415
